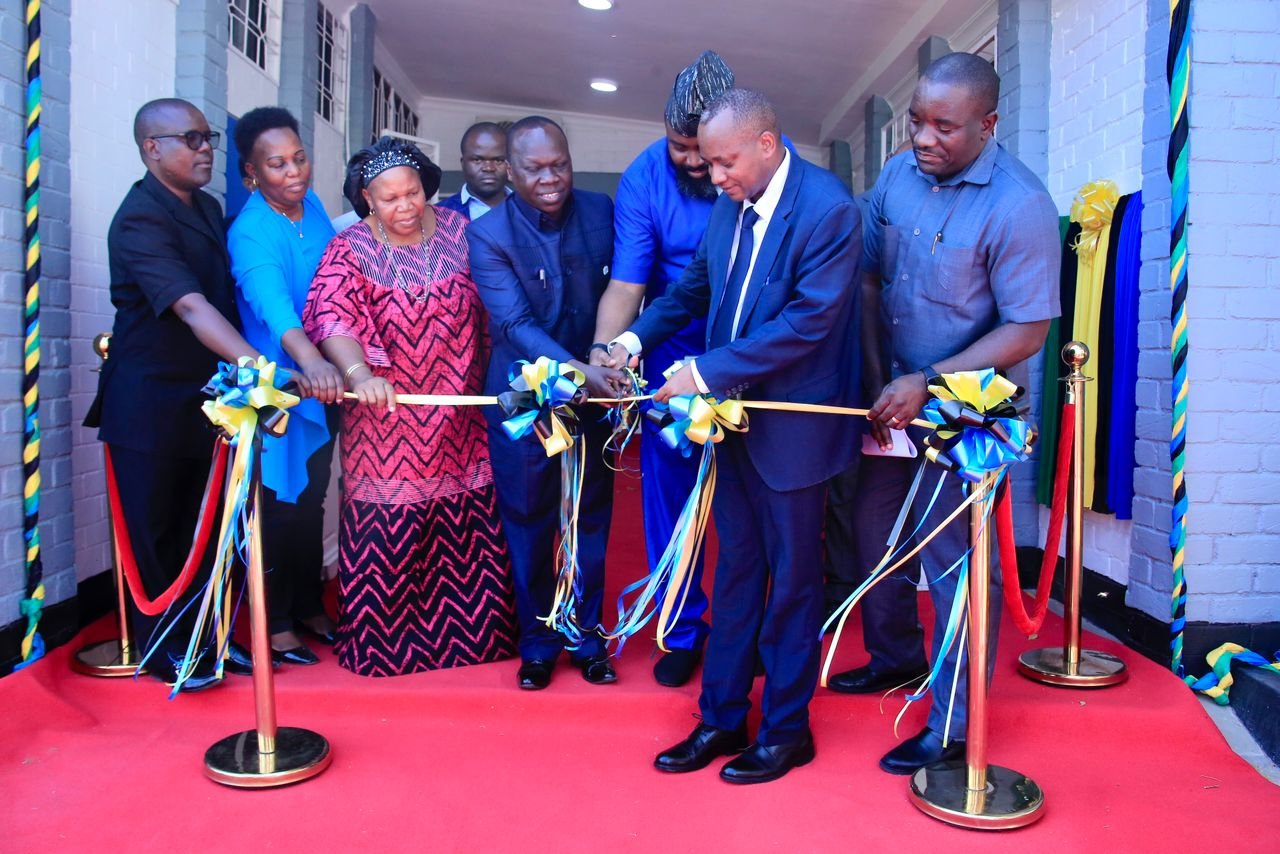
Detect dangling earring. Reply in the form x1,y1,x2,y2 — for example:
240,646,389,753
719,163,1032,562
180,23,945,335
252,177,258,189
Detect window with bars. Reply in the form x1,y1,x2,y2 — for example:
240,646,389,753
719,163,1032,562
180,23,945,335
316,3,347,125
229,0,272,70
372,68,420,138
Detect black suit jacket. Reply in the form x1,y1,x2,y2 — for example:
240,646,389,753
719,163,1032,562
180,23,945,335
85,172,239,458
630,156,863,492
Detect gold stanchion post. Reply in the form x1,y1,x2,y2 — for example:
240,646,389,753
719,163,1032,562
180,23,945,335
909,471,1045,830
73,333,145,677
1018,342,1127,687
204,455,331,787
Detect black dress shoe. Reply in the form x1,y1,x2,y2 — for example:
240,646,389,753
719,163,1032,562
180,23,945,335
653,648,701,687
574,654,617,685
223,640,280,676
295,620,337,645
720,731,816,784
655,723,749,773
827,663,929,695
518,658,555,690
879,727,965,775
177,671,225,693
272,645,320,666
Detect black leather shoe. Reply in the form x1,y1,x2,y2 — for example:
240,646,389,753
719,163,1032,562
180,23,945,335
827,663,929,695
149,665,223,694
223,640,280,676
720,731,816,784
879,727,965,775
272,645,320,666
653,648,701,687
655,723,749,773
518,658,555,690
574,655,617,685
295,620,337,645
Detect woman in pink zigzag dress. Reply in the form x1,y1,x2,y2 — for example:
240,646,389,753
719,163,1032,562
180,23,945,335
303,137,517,676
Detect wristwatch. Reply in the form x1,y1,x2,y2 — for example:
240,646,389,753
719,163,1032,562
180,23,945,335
589,342,611,356
920,364,941,388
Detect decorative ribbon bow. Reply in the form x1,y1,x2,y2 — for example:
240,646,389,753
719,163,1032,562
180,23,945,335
650,394,747,456
1069,179,1119,260
922,369,1032,482
201,357,299,442
498,357,586,457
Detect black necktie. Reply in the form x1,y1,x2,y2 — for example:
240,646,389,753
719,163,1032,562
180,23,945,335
710,206,760,348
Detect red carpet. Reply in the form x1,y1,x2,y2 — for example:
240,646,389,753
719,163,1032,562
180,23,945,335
3,474,1278,852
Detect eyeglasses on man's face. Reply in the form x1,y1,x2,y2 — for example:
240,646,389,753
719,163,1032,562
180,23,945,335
149,129,221,151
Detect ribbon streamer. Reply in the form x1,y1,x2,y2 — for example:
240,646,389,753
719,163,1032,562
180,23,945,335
607,390,745,652
139,358,298,694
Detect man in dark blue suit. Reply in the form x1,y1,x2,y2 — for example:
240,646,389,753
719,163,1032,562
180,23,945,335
610,89,862,784
437,122,510,221
467,116,624,691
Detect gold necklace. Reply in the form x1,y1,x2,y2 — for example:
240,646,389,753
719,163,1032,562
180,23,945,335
266,197,305,238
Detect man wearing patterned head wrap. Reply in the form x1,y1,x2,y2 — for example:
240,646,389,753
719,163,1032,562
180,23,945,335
587,50,736,688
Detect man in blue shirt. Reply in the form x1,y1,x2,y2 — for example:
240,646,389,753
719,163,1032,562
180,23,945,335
589,51,735,687
438,122,510,221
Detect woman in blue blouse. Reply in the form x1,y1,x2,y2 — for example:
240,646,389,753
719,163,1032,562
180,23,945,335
229,107,343,665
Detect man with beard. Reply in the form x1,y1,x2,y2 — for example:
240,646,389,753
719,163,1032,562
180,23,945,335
438,122,510,221
588,51,735,687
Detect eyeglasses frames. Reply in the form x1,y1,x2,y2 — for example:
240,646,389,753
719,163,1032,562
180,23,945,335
148,130,221,151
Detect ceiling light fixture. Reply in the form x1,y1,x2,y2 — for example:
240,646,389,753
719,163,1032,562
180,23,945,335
590,79,618,93
577,0,614,10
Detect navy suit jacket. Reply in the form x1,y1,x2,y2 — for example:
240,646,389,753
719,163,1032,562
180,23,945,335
630,156,862,492
466,192,614,404
436,190,469,219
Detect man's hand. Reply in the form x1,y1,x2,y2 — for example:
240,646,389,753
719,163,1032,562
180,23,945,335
866,373,929,451
607,342,640,371
575,362,627,400
297,357,344,405
588,346,613,368
653,364,700,403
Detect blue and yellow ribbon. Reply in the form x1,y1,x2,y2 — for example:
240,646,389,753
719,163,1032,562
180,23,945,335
1186,643,1280,706
140,358,297,694
921,369,1032,482
499,357,585,458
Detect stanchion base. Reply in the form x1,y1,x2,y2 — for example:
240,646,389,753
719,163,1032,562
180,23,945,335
1017,647,1128,687
71,640,144,678
909,760,1045,830
204,727,332,788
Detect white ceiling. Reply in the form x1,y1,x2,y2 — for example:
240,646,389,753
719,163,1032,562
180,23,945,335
361,0,992,146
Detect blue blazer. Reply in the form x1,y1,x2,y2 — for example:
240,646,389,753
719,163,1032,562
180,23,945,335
466,192,614,401
630,157,862,492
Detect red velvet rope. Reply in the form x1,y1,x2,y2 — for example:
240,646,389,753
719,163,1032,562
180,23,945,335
996,402,1075,636
104,442,229,616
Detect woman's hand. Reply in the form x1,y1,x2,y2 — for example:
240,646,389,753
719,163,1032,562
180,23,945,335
298,357,344,404
350,372,398,412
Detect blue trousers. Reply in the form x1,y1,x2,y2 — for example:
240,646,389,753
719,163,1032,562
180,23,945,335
699,436,826,746
852,448,1002,737
487,412,614,661
639,414,709,651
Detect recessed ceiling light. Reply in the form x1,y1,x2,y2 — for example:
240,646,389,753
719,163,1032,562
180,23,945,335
578,0,614,10
590,79,618,93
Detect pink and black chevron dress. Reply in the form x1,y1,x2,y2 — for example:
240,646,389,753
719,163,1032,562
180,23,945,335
303,209,518,676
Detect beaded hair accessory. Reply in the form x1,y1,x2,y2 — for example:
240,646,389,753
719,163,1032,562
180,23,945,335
361,149,419,184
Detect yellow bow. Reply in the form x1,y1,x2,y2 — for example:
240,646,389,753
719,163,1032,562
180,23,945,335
1069,180,1119,261
201,357,300,442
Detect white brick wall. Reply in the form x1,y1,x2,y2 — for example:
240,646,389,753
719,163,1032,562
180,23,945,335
68,0,178,584
1040,0,1148,587
1183,0,1280,623
1047,0,1146,209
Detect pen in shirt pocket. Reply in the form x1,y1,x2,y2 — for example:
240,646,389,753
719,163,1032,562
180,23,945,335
538,267,546,289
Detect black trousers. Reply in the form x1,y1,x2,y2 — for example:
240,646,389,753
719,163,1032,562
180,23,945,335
260,429,337,635
109,442,220,680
